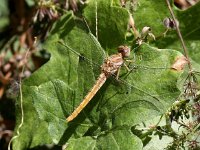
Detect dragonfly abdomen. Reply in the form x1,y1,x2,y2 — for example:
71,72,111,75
67,73,107,122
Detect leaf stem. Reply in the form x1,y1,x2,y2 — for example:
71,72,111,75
165,0,192,71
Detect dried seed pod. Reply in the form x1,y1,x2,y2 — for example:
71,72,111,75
163,17,179,29
141,26,151,37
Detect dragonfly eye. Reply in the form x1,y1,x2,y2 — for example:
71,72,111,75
117,45,130,57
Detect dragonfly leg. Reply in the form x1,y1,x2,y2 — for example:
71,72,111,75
121,60,135,78
124,58,135,70
125,59,134,63
123,63,130,72
116,66,121,80
116,61,132,80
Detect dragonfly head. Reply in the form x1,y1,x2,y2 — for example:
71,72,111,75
118,45,130,58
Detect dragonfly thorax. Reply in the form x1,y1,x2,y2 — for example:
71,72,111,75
101,53,124,77
101,45,130,77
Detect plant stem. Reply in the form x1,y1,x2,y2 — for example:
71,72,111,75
165,0,192,71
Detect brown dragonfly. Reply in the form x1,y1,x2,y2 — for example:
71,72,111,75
59,40,163,122
65,45,130,122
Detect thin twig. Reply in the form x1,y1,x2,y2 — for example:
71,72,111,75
165,0,192,71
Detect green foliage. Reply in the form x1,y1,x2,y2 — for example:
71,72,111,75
12,0,200,149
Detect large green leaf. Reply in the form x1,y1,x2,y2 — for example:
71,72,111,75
13,1,186,149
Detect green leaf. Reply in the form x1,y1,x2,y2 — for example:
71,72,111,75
133,0,169,35
67,137,96,150
101,44,183,126
67,127,143,150
13,4,185,149
12,85,52,150
83,0,130,49
132,0,200,64
13,13,106,149
96,127,143,150
174,2,200,64
135,116,173,150
156,2,200,64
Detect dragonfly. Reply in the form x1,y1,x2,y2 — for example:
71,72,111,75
59,37,166,123
66,45,131,122
59,41,131,122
